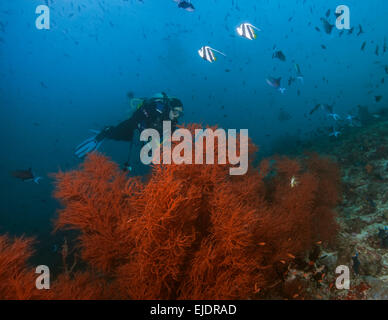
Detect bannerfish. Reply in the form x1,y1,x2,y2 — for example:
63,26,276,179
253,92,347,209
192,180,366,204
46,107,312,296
198,46,226,63
272,50,286,61
10,168,42,184
236,22,261,40
266,77,286,94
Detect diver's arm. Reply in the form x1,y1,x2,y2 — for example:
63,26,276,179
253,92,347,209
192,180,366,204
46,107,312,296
99,118,137,142
97,108,147,142
97,97,171,142
74,111,143,158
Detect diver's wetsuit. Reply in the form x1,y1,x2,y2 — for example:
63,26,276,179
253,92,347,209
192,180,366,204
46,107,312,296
98,96,179,142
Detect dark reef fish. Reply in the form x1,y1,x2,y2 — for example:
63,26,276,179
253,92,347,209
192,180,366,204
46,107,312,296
294,63,304,83
175,0,195,12
127,91,134,99
378,227,388,248
288,76,295,86
361,41,366,51
309,103,336,116
375,45,379,56
278,108,292,121
266,77,286,94
324,104,334,113
309,104,321,115
10,168,42,184
320,18,334,34
352,253,360,274
272,50,286,61
357,25,364,36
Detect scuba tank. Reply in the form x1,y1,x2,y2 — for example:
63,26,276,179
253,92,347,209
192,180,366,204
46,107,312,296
126,98,144,119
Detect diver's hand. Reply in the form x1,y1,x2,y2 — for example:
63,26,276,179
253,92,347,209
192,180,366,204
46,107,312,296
95,126,112,142
74,128,110,159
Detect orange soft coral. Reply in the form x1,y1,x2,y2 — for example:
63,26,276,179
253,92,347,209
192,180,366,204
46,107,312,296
40,272,116,300
0,125,340,300
49,125,339,300
53,154,136,273
0,235,40,299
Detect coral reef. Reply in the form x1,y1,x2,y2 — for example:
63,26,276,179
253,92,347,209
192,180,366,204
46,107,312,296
297,115,388,300
0,125,341,299
333,119,388,299
0,235,39,299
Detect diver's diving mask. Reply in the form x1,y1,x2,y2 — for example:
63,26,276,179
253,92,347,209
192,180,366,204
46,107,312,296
169,106,183,120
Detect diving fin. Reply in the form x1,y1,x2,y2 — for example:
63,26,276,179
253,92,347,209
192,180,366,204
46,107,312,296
75,131,103,158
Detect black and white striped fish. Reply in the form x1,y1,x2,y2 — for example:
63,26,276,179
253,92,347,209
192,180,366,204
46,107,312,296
236,23,261,40
198,46,226,63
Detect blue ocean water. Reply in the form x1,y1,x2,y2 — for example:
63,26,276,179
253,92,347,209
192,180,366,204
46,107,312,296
0,0,387,249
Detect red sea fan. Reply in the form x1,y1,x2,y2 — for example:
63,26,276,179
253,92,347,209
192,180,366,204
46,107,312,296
0,235,40,300
41,272,116,300
50,126,340,300
115,128,259,299
306,153,341,245
178,172,266,299
53,154,136,273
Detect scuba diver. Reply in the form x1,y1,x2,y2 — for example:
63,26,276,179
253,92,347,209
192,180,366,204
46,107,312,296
75,92,184,169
